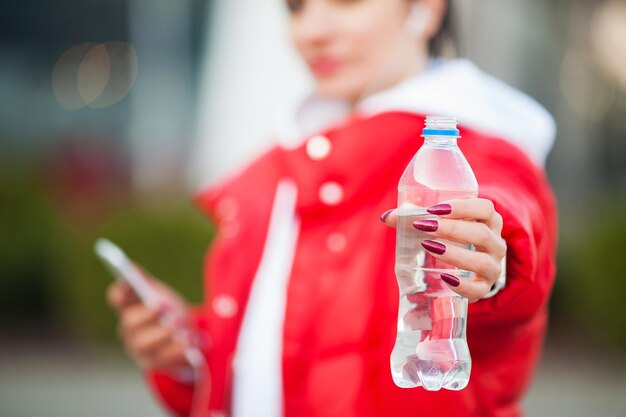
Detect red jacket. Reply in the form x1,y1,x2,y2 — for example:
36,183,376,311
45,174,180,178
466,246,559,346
148,112,558,417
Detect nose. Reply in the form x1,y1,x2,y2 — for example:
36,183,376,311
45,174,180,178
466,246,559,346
292,2,335,46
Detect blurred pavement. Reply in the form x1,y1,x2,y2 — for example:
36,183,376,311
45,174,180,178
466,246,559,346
0,341,168,417
1,333,625,417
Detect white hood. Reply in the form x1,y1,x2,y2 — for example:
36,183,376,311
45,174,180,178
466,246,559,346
275,59,556,167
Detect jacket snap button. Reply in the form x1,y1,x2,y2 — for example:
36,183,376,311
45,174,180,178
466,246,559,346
216,197,239,221
213,295,238,318
327,232,347,252
319,181,343,206
306,135,332,161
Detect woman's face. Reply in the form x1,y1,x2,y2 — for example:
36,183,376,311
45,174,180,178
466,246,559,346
287,0,439,103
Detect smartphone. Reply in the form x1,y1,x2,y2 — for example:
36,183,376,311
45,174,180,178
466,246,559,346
94,238,160,307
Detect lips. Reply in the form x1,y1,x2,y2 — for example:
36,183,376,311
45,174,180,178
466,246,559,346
309,56,343,76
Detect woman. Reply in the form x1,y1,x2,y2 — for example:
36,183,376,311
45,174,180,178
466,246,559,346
107,0,557,416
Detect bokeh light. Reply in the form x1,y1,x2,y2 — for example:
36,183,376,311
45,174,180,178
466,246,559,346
53,41,138,110
590,1,626,92
52,42,99,110
89,42,138,109
77,44,110,106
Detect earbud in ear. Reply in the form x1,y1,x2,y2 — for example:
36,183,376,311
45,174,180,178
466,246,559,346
405,3,432,38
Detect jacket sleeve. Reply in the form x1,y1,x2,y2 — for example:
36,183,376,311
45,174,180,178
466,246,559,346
147,372,194,417
467,139,558,327
145,308,212,417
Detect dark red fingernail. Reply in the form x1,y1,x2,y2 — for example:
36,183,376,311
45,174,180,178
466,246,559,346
427,203,452,215
441,273,460,287
413,219,438,232
380,209,393,223
421,239,446,255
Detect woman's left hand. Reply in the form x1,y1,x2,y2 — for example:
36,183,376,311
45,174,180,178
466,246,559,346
380,198,507,302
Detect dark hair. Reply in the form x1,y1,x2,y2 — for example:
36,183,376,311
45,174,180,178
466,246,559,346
428,1,458,57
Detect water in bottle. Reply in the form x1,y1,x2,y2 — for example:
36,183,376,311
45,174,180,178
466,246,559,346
391,115,478,391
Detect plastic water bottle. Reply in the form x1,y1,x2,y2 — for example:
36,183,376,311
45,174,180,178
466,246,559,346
391,115,478,391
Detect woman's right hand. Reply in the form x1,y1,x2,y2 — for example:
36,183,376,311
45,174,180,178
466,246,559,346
106,278,191,372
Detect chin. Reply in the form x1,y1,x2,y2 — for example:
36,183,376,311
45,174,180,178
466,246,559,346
315,75,367,102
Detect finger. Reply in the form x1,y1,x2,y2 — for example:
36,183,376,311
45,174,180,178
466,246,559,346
119,304,161,336
422,240,501,301
380,209,398,228
127,324,173,359
439,272,493,302
428,199,502,231
421,239,502,282
413,218,506,257
153,342,191,370
107,281,140,311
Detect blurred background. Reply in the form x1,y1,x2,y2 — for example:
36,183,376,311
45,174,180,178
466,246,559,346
1,0,625,416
